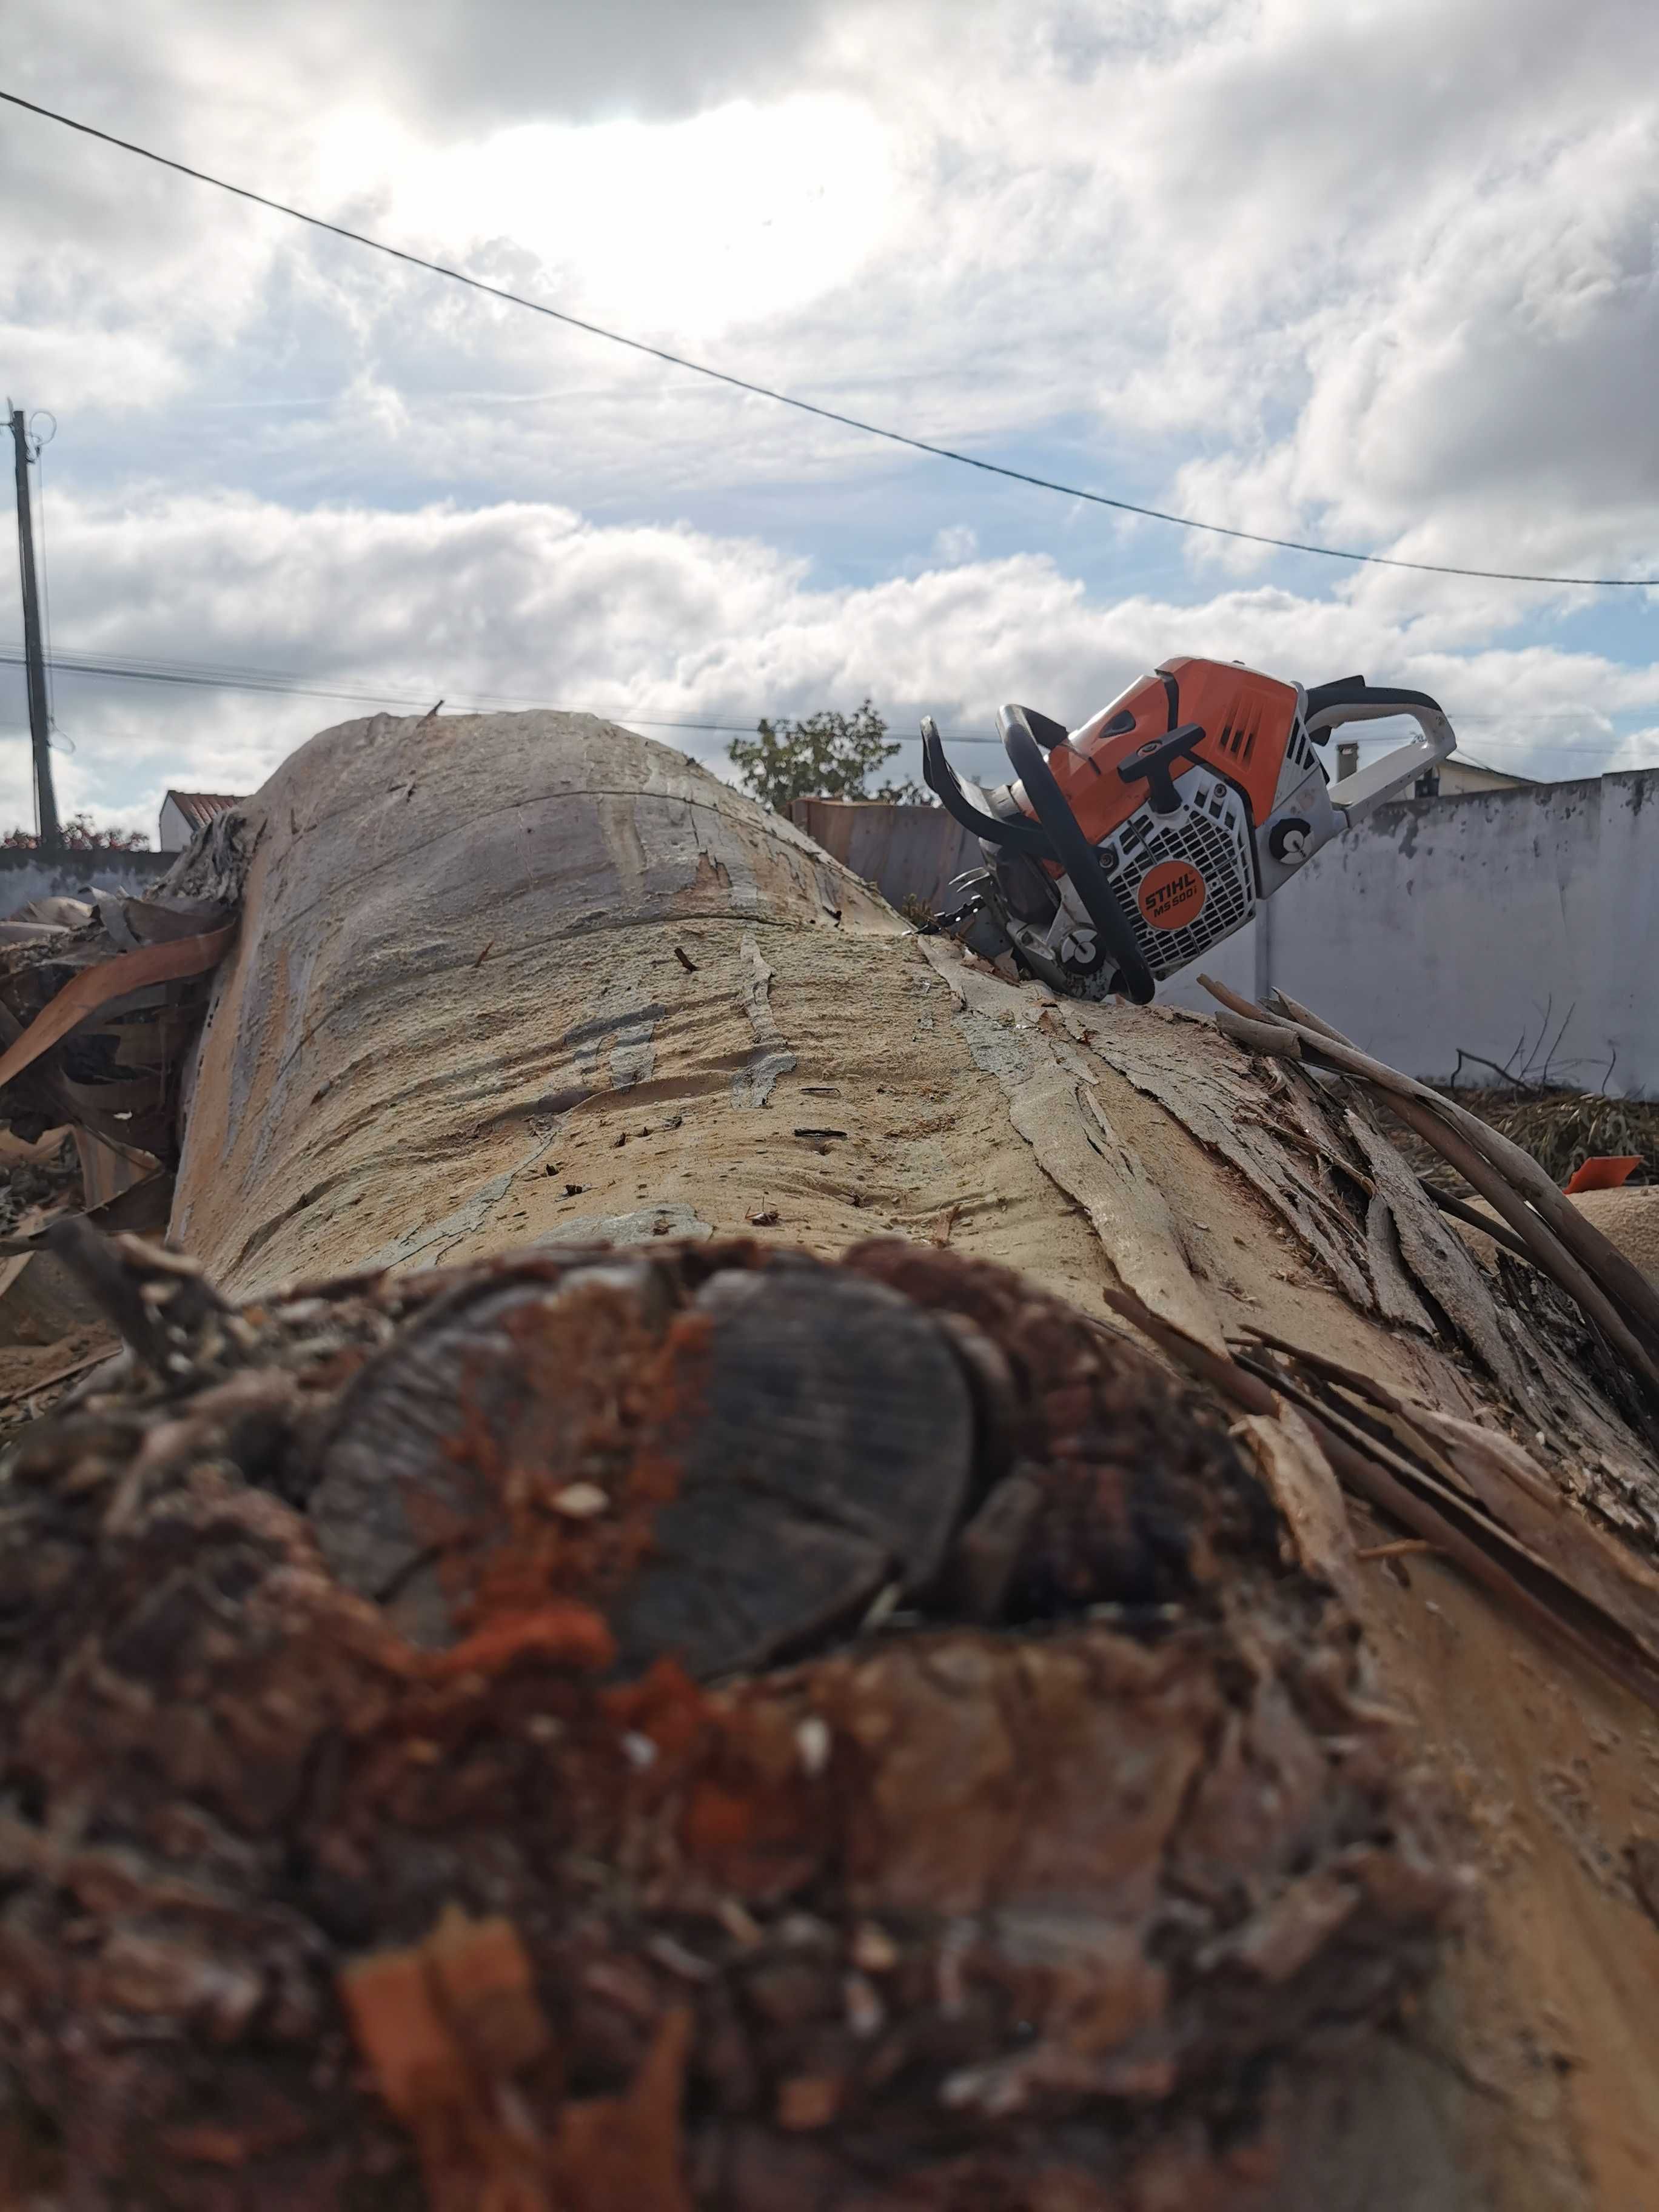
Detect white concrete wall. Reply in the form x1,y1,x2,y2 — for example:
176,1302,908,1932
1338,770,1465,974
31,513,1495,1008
792,773,1659,1096
0,849,173,917
1159,769,1659,1098
158,796,193,854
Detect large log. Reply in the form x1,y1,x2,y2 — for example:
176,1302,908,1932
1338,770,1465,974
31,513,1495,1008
2,710,1657,2209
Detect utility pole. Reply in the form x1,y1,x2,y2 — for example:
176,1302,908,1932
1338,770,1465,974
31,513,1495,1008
8,407,59,854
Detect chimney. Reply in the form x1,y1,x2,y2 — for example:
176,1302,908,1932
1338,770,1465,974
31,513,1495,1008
1335,740,1359,783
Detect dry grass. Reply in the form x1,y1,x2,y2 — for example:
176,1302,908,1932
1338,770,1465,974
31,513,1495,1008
1400,1087,1659,1189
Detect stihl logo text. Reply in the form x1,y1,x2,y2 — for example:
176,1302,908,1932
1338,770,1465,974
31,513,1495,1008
1136,860,1208,930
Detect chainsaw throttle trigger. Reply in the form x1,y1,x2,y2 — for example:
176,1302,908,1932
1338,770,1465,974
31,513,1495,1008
999,706,1156,1005
1114,723,1205,816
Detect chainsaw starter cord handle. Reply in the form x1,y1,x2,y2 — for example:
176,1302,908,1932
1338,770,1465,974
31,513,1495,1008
1115,723,1206,816
999,706,1157,1005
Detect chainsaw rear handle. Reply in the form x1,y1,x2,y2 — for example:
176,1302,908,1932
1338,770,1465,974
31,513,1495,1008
1302,677,1456,823
999,706,1156,1005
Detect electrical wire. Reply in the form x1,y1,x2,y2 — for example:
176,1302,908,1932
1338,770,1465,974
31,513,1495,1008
0,647,804,736
1,643,1649,765
2,85,1655,593
0,638,976,737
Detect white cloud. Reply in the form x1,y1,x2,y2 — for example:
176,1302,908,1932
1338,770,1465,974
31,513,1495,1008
930,525,979,565
1606,726,1659,777
12,0,1657,527
7,487,1653,854
366,96,898,340
1,0,1656,850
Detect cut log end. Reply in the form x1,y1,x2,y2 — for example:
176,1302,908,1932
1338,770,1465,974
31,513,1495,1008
0,1232,1458,2210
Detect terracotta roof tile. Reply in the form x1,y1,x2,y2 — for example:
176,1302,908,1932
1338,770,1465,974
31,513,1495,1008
164,791,244,831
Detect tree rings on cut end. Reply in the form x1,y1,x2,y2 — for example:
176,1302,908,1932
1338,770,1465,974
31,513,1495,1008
310,1253,977,1677
610,1266,975,1677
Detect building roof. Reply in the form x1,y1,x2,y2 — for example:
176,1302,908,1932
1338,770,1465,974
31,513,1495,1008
163,791,244,831
1447,754,1537,783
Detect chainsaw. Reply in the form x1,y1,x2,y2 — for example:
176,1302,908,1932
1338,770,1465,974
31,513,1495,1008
921,659,1455,1004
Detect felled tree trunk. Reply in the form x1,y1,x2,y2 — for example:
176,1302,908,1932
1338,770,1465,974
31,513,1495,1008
2,711,1658,2210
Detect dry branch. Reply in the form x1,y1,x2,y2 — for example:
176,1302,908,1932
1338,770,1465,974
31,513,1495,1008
1263,985,1659,1354
1101,1281,1659,1715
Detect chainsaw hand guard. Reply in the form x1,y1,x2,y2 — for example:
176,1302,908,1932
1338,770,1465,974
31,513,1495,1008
921,719,1054,860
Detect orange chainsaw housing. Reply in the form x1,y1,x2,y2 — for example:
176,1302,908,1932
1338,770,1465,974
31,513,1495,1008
1030,657,1300,849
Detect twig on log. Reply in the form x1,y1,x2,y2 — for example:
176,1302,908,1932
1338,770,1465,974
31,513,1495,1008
1418,1179,1535,1266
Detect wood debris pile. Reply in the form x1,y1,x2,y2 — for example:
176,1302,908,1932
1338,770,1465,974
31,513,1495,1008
0,1235,1455,2210
0,874,238,1224
0,1130,80,1242
1201,978,1659,1436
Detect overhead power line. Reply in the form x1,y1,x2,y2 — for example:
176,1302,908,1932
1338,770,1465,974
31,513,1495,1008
1,643,1648,762
0,640,985,739
3,87,1656,592
0,648,762,736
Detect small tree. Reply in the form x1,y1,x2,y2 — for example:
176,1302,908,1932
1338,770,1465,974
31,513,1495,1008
729,700,925,813
1,814,150,854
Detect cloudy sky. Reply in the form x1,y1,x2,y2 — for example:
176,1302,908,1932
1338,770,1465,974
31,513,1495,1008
1,0,1656,843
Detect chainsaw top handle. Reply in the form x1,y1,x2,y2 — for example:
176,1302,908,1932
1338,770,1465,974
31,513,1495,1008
1302,677,1456,822
999,705,1157,1005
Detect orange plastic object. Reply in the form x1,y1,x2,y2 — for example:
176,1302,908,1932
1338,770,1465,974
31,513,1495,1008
1563,1156,1641,1194
1030,657,1300,849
